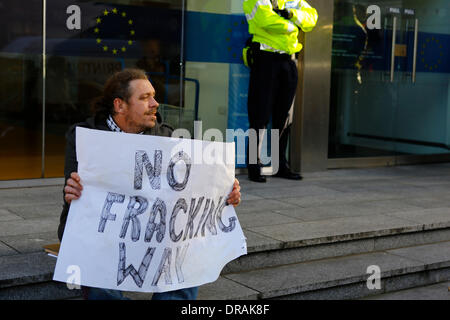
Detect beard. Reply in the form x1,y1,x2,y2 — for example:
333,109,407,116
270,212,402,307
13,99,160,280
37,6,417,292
125,115,156,133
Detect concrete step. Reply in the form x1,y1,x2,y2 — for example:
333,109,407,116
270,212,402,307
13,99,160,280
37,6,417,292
1,214,449,300
0,252,81,300
361,281,450,300
225,208,450,273
197,241,450,300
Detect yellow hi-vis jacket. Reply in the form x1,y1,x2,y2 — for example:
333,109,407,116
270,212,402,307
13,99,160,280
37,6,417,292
243,0,318,55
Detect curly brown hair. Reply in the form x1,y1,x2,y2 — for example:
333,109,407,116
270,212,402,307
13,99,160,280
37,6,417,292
91,68,148,118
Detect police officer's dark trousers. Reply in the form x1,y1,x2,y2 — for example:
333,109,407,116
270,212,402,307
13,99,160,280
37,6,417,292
246,48,298,177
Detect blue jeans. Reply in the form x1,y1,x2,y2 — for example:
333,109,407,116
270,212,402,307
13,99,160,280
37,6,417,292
82,286,198,300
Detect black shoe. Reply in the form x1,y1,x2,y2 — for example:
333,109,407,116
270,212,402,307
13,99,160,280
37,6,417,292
248,173,267,183
274,168,303,180
248,164,267,183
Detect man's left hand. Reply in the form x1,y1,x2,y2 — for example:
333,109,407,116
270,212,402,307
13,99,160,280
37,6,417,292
227,178,241,207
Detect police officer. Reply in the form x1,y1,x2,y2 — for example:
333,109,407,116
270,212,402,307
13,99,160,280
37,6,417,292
243,0,318,182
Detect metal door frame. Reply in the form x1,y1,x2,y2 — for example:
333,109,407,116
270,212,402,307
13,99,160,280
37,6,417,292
290,0,334,173
291,0,450,173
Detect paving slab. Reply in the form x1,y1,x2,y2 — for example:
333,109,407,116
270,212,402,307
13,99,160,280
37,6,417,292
384,208,450,228
246,214,421,247
421,183,450,195
234,198,299,215
0,178,64,189
272,200,424,222
197,276,259,300
397,196,450,209
0,232,60,255
237,211,300,229
0,241,18,256
357,184,428,198
0,186,63,207
245,184,338,200
310,179,395,193
239,192,265,201
271,204,368,221
0,209,23,222
7,204,63,219
281,191,398,208
239,176,310,189
397,176,450,187
0,217,59,238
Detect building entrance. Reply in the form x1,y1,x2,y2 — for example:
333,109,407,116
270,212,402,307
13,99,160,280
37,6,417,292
328,0,449,161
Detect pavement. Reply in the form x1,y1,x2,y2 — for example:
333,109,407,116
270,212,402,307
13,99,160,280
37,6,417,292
1,162,450,299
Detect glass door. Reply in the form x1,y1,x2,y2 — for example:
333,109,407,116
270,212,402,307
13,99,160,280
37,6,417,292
329,1,398,158
393,1,450,156
329,0,450,160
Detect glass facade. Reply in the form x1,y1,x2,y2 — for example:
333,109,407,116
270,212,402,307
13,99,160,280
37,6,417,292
1,0,187,180
0,0,43,179
1,0,251,181
43,0,186,178
329,0,450,159
1,0,449,180
185,1,250,167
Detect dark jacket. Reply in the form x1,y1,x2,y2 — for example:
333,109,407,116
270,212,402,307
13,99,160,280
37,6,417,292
57,113,173,241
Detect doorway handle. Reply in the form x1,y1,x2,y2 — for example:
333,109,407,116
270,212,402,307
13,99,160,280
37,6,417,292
390,16,397,83
412,18,419,83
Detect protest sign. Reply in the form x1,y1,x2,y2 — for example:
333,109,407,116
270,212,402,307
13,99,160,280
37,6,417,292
53,127,247,292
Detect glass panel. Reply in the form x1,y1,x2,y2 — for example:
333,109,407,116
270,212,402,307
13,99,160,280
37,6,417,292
394,0,450,155
44,0,184,177
0,0,43,180
329,0,397,158
184,1,250,166
329,0,450,159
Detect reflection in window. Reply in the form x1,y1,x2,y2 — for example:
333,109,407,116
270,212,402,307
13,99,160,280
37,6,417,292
0,0,43,179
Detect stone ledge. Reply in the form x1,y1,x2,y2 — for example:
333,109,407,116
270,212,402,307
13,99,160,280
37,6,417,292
0,252,55,289
244,216,450,253
1,225,449,291
223,241,450,299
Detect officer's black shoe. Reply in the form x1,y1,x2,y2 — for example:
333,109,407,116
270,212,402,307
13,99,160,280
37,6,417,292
249,173,267,183
274,167,303,180
248,164,267,183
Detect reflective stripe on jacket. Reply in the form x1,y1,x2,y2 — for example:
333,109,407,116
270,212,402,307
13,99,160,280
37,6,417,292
243,0,318,54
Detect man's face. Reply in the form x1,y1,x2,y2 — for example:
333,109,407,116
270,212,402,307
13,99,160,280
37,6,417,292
122,79,159,133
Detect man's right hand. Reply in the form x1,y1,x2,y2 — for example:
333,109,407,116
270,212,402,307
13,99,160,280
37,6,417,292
64,172,83,204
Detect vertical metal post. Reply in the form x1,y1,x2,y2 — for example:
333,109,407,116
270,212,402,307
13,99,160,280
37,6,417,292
291,0,334,173
41,0,46,177
179,0,185,128
390,16,397,83
412,18,419,83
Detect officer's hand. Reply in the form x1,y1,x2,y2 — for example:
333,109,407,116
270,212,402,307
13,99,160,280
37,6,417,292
227,178,241,207
64,172,83,204
274,8,293,20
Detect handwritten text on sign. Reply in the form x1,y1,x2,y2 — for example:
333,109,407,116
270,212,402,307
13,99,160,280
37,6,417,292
53,127,247,292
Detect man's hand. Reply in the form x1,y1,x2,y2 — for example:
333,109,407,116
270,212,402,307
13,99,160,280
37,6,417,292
227,178,241,207
64,172,83,204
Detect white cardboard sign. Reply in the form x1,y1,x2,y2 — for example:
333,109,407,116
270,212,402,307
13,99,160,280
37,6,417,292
53,127,247,292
